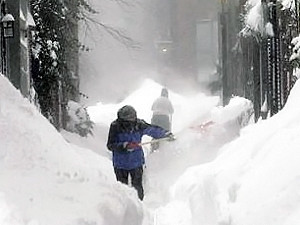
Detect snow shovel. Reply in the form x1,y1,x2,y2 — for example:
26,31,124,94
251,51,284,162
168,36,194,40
189,120,215,133
140,135,176,146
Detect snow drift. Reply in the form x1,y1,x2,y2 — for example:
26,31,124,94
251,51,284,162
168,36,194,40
0,74,144,225
159,80,300,225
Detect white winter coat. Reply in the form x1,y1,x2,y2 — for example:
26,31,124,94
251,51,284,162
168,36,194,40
151,96,174,116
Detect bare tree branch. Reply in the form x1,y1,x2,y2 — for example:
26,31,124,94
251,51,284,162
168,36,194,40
77,5,140,49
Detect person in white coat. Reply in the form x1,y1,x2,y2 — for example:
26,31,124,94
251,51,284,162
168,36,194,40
150,88,174,150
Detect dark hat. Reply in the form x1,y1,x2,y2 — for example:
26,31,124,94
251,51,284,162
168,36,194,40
117,105,137,121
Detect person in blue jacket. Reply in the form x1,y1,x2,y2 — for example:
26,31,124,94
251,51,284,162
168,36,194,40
107,105,174,200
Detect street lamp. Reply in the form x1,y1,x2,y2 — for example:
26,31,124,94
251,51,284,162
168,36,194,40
154,40,173,75
1,13,14,38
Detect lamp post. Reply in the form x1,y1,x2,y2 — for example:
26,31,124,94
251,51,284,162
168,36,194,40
0,0,14,77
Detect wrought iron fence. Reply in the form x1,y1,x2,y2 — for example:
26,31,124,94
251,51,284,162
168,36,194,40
219,0,299,121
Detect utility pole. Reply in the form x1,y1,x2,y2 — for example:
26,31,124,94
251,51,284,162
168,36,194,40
259,0,268,119
220,0,229,105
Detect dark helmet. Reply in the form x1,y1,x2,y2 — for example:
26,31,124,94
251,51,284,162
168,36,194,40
161,87,169,98
117,105,137,121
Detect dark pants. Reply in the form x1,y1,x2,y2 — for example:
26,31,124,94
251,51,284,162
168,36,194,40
114,167,144,200
151,114,171,131
151,114,171,151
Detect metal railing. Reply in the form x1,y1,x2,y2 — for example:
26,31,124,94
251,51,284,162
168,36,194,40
219,0,299,121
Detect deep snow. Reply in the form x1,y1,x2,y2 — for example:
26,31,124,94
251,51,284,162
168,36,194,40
1,73,300,225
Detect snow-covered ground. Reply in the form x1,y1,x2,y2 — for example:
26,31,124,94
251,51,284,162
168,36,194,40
1,73,300,225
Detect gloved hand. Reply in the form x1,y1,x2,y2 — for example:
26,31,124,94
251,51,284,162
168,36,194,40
123,142,140,152
165,132,176,141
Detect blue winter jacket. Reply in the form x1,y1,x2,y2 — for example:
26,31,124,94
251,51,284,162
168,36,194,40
107,118,169,170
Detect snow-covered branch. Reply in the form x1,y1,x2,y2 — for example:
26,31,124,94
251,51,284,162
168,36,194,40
243,0,295,37
290,35,300,62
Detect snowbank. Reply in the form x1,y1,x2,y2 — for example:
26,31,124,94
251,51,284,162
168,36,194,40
0,75,144,225
162,80,300,225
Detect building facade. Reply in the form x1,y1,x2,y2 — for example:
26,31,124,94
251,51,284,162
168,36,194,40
152,0,219,89
3,0,34,97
